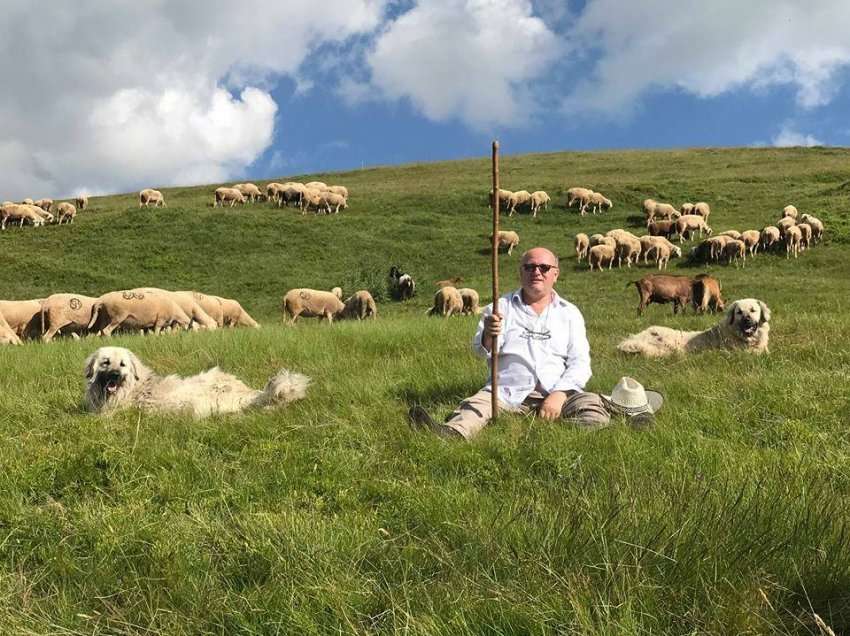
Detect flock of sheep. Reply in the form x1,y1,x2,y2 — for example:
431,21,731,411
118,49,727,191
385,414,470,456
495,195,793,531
0,195,87,229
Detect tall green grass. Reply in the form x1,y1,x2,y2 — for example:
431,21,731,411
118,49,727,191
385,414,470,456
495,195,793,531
1,147,850,633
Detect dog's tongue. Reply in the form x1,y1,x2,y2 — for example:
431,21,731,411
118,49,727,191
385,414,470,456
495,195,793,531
106,380,119,393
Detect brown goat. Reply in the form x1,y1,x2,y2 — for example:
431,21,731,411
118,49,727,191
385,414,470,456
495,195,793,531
692,274,725,314
629,275,694,315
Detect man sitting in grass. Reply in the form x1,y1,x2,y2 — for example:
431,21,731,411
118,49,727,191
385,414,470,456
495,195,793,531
410,246,618,440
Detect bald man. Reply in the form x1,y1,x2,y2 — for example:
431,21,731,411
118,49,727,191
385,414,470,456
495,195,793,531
411,246,610,439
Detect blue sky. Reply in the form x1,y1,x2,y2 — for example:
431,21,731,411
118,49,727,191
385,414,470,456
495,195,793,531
1,1,849,199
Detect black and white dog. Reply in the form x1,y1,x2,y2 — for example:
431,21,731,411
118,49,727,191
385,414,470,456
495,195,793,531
389,266,416,300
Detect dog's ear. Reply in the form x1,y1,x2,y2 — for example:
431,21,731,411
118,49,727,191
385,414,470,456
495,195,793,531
758,300,771,324
83,352,97,381
726,301,738,325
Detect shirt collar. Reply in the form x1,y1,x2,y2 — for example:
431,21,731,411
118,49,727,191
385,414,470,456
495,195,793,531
510,289,569,308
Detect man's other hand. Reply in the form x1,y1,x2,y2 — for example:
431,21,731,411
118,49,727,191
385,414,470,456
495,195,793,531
539,391,568,421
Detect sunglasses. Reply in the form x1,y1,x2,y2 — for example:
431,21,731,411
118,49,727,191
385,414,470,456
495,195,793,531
522,263,558,274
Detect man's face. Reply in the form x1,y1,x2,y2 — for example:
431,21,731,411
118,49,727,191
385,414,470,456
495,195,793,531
520,249,559,296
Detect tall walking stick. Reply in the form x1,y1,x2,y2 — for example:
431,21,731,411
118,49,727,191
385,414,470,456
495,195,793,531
491,141,500,420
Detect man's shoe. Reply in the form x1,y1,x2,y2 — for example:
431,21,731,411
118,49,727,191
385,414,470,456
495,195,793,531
409,405,464,439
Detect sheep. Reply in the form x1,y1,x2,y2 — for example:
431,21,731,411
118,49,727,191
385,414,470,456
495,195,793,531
435,276,464,288
575,233,590,262
587,191,613,214
300,189,326,214
760,226,781,251
740,230,761,257
777,216,796,236
21,198,34,205
567,187,594,215
529,191,550,216
427,286,463,317
331,287,343,299
705,235,732,261
641,236,681,267
75,195,88,210
388,267,416,300
279,183,307,208
266,182,286,204
607,229,642,268
784,225,802,258
0,308,22,345
55,202,77,224
589,233,606,246
782,205,798,219
304,181,327,190
139,188,166,207
588,244,616,271
0,203,45,229
508,190,532,216
233,183,263,202
675,215,712,242
320,191,348,214
717,230,741,240
34,198,53,212
40,293,101,342
0,299,44,339
28,204,54,224
282,288,345,324
490,188,513,210
800,214,824,243
797,222,812,250
458,288,481,315
493,230,520,255
692,202,711,221
217,297,260,328
723,239,746,267
629,275,694,315
214,187,246,207
692,274,725,314
139,288,218,331
88,290,193,336
648,220,676,239
653,202,681,223
328,185,349,199
340,290,377,320
646,241,677,270
642,198,657,224
680,202,695,215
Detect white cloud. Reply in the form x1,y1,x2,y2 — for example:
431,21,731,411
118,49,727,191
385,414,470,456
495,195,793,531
357,0,561,129
772,125,824,147
0,0,388,199
563,0,850,116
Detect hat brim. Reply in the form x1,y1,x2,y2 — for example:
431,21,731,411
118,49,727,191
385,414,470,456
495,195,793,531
601,389,664,416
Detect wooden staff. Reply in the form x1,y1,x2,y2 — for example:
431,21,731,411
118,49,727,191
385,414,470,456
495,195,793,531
491,141,500,420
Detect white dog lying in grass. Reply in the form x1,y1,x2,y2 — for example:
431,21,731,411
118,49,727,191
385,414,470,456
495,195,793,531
617,298,771,357
84,346,310,417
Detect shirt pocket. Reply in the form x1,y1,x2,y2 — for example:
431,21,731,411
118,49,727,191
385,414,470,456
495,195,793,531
546,327,570,359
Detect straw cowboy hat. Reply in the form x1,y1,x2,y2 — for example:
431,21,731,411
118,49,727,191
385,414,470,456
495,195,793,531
602,377,663,417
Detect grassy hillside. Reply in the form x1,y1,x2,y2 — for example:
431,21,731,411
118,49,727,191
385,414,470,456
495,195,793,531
1,147,850,634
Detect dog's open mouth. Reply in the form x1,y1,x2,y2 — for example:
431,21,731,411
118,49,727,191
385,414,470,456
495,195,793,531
98,371,125,395
740,321,758,336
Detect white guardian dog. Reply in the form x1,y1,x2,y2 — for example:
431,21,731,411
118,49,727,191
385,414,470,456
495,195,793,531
84,346,310,417
617,298,771,357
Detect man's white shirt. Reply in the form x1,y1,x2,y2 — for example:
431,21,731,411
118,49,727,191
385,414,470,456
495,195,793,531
472,289,592,407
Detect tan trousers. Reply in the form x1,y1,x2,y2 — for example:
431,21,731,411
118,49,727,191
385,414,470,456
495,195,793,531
444,389,611,440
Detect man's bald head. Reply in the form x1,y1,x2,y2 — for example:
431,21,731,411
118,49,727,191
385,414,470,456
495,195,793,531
520,247,559,268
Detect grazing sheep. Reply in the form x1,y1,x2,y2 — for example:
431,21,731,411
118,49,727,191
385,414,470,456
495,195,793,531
139,188,166,207
692,202,711,221
217,297,260,328
675,215,712,242
300,189,326,214
740,230,761,257
692,274,724,313
589,233,606,247
653,202,681,222
0,299,44,339
214,187,246,207
706,235,732,261
588,244,616,271
75,195,88,210
567,187,594,215
0,308,22,345
341,290,377,320
529,191,550,216
717,230,741,240
233,183,263,202
508,190,532,216
55,201,77,224
641,236,681,267
642,198,657,224
139,289,218,330
648,220,676,239
266,182,286,204
796,223,812,251
34,198,53,212
458,288,481,315
282,288,345,324
427,286,463,317
777,216,796,236
629,275,693,315
388,266,416,300
493,230,520,255
280,183,307,207
606,229,642,268
321,191,348,214
28,204,54,224
175,291,223,327
587,191,613,214
436,276,464,288
327,185,349,199
723,239,746,267
0,203,45,229
799,214,824,243
575,233,590,262
760,226,781,251
490,188,513,210
40,293,100,342
304,181,327,190
782,205,798,219
680,202,695,215
88,290,193,336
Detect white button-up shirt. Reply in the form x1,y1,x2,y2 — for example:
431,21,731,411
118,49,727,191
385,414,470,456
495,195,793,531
472,289,592,407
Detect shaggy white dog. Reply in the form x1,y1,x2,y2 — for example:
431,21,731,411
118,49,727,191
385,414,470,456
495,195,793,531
84,346,310,417
617,298,771,357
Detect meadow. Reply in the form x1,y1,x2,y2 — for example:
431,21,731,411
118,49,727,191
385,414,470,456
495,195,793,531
1,146,849,634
